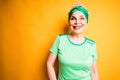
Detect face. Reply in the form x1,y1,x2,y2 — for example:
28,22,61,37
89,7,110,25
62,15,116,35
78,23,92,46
69,11,88,34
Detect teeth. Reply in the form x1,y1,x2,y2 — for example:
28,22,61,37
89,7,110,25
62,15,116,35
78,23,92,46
73,26,81,30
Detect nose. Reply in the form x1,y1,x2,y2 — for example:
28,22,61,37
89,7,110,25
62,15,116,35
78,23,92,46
75,19,81,25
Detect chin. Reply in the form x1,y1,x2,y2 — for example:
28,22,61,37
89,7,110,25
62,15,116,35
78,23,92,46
73,29,84,33
72,31,83,34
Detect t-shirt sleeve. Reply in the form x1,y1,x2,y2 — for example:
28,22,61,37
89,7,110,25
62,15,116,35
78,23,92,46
50,35,60,55
91,42,98,61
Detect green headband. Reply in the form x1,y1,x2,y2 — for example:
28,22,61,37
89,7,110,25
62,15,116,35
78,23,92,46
68,6,89,23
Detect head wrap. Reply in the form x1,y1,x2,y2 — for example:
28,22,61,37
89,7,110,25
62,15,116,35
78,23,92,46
68,6,89,23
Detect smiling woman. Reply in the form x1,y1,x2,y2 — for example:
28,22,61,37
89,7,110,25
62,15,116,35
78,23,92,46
47,4,99,80
69,11,87,35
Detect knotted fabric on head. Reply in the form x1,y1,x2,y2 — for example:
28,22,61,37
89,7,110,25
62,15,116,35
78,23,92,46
68,6,89,23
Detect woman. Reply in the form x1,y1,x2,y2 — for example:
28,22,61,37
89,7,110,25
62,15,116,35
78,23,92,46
47,4,99,80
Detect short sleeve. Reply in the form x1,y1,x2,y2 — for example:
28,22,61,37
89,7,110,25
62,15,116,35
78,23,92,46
50,35,60,55
91,43,98,61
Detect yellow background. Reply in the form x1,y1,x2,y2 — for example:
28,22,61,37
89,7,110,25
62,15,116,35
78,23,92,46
0,0,120,80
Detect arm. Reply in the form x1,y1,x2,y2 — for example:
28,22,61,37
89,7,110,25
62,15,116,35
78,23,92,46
47,53,57,80
91,62,99,80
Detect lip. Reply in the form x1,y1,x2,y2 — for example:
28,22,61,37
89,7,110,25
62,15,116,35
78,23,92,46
73,26,82,30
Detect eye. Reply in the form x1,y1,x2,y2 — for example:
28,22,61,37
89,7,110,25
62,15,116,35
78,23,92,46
70,16,76,20
80,17,85,20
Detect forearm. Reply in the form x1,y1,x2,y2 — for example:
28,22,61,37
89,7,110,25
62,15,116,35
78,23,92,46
47,64,57,80
91,70,99,80
91,62,99,80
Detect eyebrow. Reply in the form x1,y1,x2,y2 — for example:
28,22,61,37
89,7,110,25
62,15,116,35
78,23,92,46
71,15,85,18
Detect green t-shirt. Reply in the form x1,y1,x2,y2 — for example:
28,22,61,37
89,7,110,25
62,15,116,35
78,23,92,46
50,34,97,80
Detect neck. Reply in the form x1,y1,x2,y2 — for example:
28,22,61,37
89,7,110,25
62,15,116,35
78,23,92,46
70,33,84,38
68,33,85,44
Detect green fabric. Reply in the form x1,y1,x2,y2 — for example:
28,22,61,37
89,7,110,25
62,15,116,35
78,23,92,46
68,6,89,23
50,34,97,80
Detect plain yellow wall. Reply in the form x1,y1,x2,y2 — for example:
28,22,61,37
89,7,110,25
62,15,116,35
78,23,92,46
0,0,120,80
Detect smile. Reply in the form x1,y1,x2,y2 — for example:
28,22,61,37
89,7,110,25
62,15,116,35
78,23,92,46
73,26,82,30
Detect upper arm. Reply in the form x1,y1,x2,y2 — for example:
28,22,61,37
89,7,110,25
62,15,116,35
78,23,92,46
50,35,60,55
91,43,97,61
47,53,57,66
48,35,60,65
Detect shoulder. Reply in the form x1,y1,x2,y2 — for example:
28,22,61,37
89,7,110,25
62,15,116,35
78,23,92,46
56,34,68,42
54,34,67,40
85,37,96,45
59,34,68,37
57,34,68,38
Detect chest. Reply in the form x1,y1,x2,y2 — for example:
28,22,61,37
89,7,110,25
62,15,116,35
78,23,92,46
58,44,93,69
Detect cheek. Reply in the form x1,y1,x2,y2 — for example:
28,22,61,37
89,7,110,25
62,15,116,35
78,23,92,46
83,20,87,24
83,22,87,26
69,20,75,25
81,20,87,26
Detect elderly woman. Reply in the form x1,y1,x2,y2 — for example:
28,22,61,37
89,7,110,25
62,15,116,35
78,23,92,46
47,4,99,80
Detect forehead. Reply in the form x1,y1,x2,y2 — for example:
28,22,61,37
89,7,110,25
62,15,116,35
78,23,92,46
71,11,85,17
